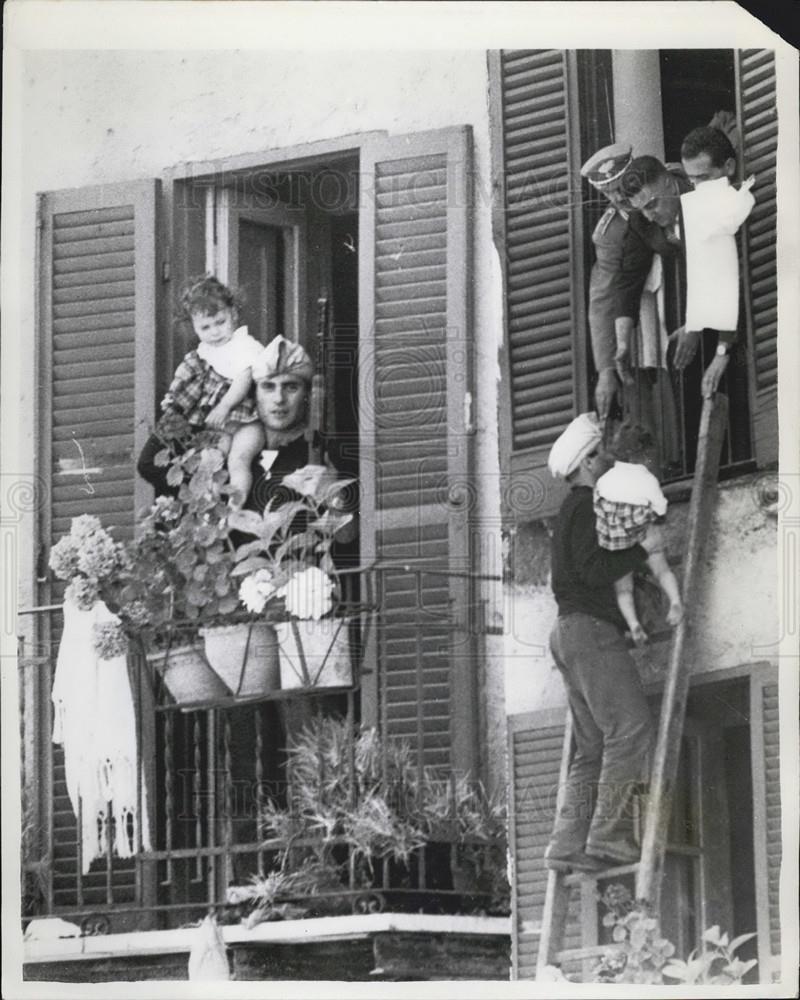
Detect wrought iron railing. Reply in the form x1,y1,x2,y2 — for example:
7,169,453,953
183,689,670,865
19,562,506,935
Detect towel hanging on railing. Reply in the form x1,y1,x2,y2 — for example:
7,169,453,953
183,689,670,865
51,595,151,874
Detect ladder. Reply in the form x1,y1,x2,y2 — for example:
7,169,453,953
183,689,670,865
535,393,730,977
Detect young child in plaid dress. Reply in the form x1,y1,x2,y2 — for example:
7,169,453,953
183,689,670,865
593,423,683,646
159,275,265,506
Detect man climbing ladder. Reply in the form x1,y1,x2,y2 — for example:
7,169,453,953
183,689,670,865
542,412,664,872
536,394,729,974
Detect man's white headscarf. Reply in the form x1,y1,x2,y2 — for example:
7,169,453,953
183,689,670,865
252,335,314,382
547,413,602,479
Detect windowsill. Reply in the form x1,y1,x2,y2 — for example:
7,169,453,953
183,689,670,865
661,461,759,506
23,913,511,964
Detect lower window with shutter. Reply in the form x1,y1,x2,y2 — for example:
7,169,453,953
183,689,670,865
508,668,779,984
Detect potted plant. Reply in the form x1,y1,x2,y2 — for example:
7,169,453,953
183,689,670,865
227,717,511,924
228,463,356,690
419,773,510,914
146,430,280,699
228,717,426,921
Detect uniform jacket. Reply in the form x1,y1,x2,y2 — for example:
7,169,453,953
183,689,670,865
615,169,693,338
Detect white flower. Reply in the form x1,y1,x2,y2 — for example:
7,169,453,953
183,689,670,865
282,464,338,500
279,567,334,620
239,568,278,614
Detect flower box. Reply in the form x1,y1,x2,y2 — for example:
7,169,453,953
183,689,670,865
276,617,353,689
200,622,280,698
149,643,231,705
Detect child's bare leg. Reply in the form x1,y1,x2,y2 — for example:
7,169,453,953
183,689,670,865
646,550,683,626
614,571,647,646
227,422,265,508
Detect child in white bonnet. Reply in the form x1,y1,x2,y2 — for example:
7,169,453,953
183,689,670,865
593,422,683,646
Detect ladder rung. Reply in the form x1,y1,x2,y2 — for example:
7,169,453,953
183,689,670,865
555,944,621,963
563,861,639,885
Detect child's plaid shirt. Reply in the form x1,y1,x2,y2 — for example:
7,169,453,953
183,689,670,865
593,460,668,552
593,495,656,550
161,351,257,427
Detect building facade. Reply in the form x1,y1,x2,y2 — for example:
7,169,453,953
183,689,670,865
11,41,789,983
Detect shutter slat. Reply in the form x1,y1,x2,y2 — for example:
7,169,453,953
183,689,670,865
54,219,135,243
53,250,135,274
54,265,134,289
54,234,135,259
52,295,136,319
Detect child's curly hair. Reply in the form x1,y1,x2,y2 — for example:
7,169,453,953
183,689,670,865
179,274,243,318
609,420,656,466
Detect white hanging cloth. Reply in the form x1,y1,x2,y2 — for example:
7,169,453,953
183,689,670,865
52,596,151,874
681,176,755,332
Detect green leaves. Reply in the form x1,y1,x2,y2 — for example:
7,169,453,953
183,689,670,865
595,884,757,986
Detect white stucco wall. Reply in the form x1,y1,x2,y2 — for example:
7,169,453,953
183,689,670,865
8,47,507,780
504,475,780,715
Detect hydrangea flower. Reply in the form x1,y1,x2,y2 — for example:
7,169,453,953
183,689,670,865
70,514,103,540
93,621,129,660
119,599,151,631
239,568,278,614
65,576,99,611
76,529,121,579
279,567,334,621
49,535,81,580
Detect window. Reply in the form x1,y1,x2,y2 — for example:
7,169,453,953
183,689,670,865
32,127,481,927
491,48,778,521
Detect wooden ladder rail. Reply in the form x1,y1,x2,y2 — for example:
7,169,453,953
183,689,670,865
534,394,730,977
636,392,729,906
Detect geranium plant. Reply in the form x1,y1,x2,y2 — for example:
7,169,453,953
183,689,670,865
149,439,241,623
228,464,355,624
592,883,757,985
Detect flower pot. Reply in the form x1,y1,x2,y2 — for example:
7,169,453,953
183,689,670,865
276,617,353,689
150,644,231,705
201,622,280,697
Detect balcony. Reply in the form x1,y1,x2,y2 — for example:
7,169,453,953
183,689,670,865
18,563,510,980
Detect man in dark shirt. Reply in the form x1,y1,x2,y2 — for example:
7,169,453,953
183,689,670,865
544,413,661,873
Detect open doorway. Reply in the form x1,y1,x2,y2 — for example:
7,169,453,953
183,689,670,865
157,157,362,911
658,49,753,474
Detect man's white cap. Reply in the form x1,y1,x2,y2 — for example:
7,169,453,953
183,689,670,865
547,413,602,479
251,334,313,382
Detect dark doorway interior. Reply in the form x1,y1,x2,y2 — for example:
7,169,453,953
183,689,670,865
723,723,759,982
659,49,752,474
659,50,737,162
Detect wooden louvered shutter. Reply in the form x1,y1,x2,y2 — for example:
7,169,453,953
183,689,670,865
37,180,157,916
736,49,778,467
750,667,781,982
38,180,158,546
358,127,477,774
492,50,586,519
508,710,582,980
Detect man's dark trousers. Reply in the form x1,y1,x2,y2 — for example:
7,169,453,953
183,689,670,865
547,612,653,861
